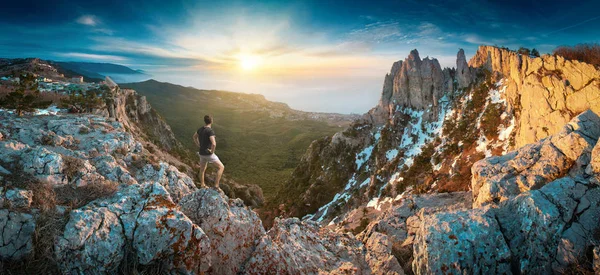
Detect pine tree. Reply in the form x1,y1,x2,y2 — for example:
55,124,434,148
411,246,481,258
531,48,540,57
0,73,50,116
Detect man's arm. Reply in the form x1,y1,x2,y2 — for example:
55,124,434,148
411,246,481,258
209,135,217,153
193,132,199,147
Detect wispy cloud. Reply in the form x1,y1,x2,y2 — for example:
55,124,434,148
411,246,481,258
76,15,99,26
56,52,127,61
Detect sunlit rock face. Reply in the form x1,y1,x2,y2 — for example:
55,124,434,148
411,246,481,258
469,45,600,148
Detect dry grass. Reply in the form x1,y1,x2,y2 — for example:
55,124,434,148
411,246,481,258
62,156,85,183
0,168,63,274
54,180,119,209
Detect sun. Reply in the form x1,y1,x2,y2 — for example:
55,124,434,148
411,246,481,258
238,54,262,71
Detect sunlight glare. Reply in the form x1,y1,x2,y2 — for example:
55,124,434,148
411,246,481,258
239,54,262,71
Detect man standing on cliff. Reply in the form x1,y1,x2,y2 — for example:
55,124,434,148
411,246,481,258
193,115,225,189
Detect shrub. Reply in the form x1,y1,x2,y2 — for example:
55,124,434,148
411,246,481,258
481,103,503,140
531,48,540,57
517,47,531,56
62,156,85,182
553,43,600,67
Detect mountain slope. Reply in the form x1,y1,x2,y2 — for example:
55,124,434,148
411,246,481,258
275,45,600,228
121,80,357,199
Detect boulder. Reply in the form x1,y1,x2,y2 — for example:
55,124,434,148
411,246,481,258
55,183,211,274
20,147,66,185
136,162,196,203
412,208,512,275
356,192,472,272
179,189,265,275
587,139,600,175
0,210,36,260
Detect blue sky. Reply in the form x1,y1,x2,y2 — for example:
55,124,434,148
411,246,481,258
1,0,599,113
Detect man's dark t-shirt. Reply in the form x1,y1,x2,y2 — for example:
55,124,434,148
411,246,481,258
197,126,215,155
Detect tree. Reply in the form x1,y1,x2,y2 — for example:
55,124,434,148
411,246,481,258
517,47,531,56
531,48,540,57
60,88,103,113
0,73,50,116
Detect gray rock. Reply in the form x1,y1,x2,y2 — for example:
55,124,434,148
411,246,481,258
412,208,512,275
456,48,473,89
356,192,472,272
136,162,196,203
55,183,211,274
179,189,265,275
472,111,600,207
20,147,66,186
5,189,33,209
246,218,364,274
0,209,36,260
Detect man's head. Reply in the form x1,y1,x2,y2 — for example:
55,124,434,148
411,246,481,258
204,114,213,125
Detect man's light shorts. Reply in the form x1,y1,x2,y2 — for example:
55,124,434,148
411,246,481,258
198,153,221,165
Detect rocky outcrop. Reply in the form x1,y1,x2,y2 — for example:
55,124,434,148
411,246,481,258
114,88,181,152
0,209,35,261
469,45,600,148
136,162,196,203
246,217,404,274
369,49,452,125
472,110,600,207
413,110,600,274
413,208,511,274
179,189,265,275
356,192,472,273
456,49,473,89
55,183,211,274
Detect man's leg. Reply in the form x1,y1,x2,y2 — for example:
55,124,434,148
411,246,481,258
212,158,225,188
198,157,208,188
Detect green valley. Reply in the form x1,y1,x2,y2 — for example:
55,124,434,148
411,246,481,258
122,80,356,199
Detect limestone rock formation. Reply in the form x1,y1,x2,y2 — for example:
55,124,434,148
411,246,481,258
136,162,196,203
356,192,472,273
472,110,600,207
456,48,474,89
469,45,600,148
55,183,211,274
413,208,512,274
246,217,405,274
179,188,265,275
414,110,600,274
0,209,35,261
